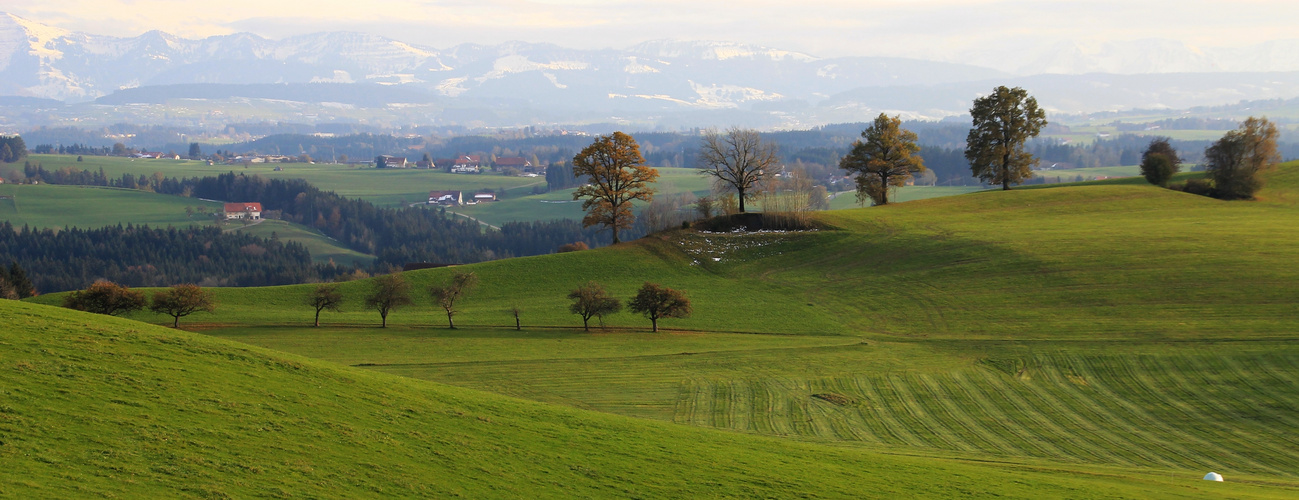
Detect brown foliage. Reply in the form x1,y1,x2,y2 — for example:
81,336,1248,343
627,282,691,332
839,114,926,205
63,280,146,316
571,132,659,244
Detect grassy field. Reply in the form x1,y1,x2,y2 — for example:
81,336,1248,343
827,185,990,210
0,183,221,229
233,219,375,266
10,300,1282,498
20,162,1299,494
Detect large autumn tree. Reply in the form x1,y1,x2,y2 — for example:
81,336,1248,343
1204,117,1280,200
838,114,926,205
698,127,780,213
571,132,659,244
965,86,1048,190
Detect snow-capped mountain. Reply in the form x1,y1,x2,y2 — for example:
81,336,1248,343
5,12,1299,127
0,12,1003,105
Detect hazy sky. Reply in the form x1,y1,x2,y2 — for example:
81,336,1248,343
5,0,1296,61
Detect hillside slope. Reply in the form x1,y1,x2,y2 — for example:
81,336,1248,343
7,299,1280,498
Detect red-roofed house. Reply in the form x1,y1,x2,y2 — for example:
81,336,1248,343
494,157,533,172
224,202,263,220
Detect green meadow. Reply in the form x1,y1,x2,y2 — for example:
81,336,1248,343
0,183,221,229
10,300,1292,498
232,219,376,266
13,161,1299,496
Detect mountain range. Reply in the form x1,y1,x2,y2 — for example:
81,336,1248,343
3,12,1299,128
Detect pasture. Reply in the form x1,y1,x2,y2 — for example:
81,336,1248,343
20,161,1299,495
0,183,221,229
9,300,1278,498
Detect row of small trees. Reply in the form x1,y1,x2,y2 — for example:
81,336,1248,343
59,274,692,332
63,282,216,327
310,272,691,332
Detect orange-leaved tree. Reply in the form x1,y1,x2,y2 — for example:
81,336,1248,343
571,132,659,244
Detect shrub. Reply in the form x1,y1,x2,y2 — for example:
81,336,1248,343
558,241,589,253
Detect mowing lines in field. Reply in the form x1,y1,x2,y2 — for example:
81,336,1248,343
670,352,1299,475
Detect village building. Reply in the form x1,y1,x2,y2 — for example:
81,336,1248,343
451,155,482,173
378,155,408,168
428,190,464,206
494,157,534,172
224,202,263,220
472,192,497,203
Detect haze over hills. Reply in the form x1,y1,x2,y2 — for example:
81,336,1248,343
4,12,1299,128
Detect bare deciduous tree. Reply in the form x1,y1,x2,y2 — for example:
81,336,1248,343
308,283,345,327
568,281,621,332
429,271,478,329
698,128,780,213
365,273,413,328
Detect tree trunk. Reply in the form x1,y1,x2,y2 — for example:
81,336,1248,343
314,309,321,327
651,317,658,332
447,312,455,329
737,188,746,213
515,317,520,330
611,226,620,244
380,311,388,328
173,315,179,328
582,316,590,331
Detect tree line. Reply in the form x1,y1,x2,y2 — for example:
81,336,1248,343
0,221,338,293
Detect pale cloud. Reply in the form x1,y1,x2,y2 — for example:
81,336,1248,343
3,0,1298,62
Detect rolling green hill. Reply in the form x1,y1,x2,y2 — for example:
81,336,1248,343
19,162,1299,495
8,300,1279,498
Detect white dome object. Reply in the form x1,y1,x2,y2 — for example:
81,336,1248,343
1204,472,1224,482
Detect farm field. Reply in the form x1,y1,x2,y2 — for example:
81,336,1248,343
450,168,714,226
10,300,1280,498
20,161,1299,495
0,183,221,229
1036,165,1141,180
233,219,376,266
